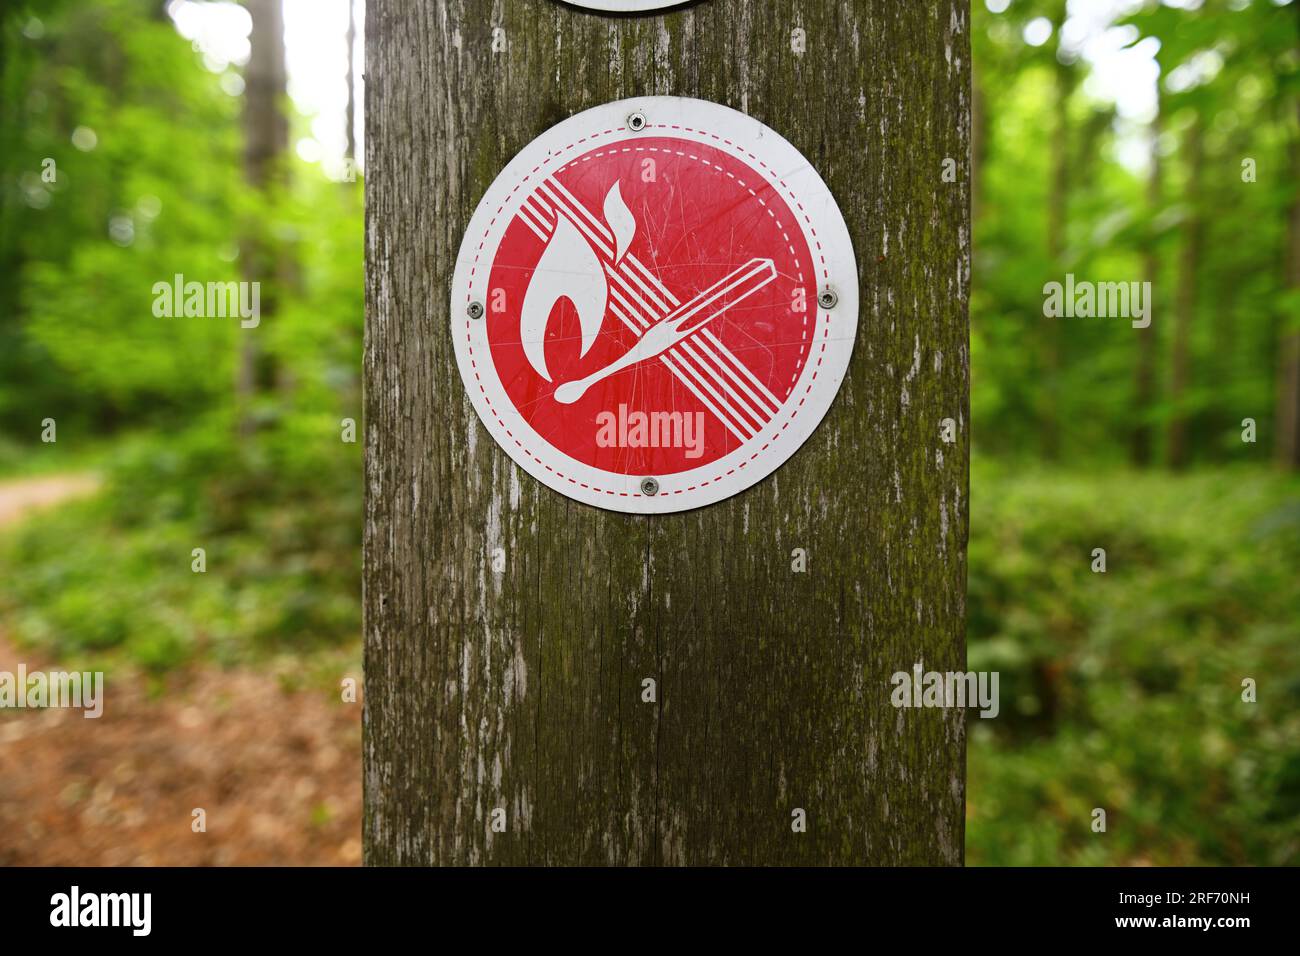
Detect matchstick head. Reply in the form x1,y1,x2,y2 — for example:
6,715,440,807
553,380,585,405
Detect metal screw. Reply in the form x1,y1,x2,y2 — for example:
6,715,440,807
467,301,485,320
818,287,839,310
640,476,660,496
627,111,647,132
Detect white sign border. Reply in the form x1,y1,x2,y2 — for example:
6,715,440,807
450,95,859,515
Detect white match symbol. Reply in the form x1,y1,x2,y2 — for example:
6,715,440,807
553,257,777,404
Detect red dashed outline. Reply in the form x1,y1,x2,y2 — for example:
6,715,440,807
463,123,833,499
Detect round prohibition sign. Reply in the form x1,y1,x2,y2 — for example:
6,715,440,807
450,96,859,514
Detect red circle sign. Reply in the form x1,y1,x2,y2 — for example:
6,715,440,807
452,98,858,513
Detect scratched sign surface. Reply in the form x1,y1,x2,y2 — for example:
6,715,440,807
450,97,858,513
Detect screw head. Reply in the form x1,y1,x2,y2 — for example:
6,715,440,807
640,476,660,496
818,287,839,310
467,301,485,320
627,111,647,132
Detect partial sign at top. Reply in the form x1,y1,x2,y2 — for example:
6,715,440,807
450,96,858,514
563,1,683,11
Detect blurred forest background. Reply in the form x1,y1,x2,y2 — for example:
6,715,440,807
0,0,1297,866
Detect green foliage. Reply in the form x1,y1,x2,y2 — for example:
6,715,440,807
964,1,1300,863
0,418,361,672
0,0,363,672
967,462,1300,865
972,0,1299,465
1,0,250,431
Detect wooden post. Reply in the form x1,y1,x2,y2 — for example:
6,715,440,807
364,0,970,865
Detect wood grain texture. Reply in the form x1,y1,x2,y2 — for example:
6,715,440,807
363,0,971,865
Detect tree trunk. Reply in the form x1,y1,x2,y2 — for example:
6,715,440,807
1042,15,1072,462
363,0,970,866
1131,97,1161,467
238,0,288,432
1276,98,1300,469
344,0,357,164
971,65,986,229
1168,117,1204,470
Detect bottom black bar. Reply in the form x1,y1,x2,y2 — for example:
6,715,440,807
0,866,1282,942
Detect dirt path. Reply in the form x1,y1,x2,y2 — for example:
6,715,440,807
0,472,100,526
0,474,362,866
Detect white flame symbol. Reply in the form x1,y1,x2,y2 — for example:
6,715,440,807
520,182,634,382
603,181,635,267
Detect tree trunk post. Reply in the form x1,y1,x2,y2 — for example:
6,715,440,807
1168,117,1204,471
364,0,970,866
238,0,287,432
1132,92,1162,468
